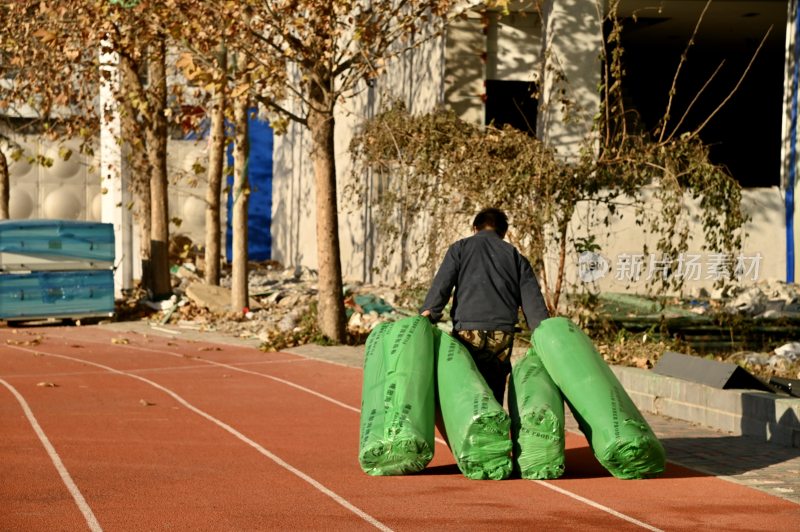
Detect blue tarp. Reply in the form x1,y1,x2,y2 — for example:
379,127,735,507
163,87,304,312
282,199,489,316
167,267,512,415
226,115,273,262
184,112,273,262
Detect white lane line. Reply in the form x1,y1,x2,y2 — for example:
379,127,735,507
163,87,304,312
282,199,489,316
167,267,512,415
81,339,365,414
49,334,363,413
34,333,660,530
5,345,392,532
148,326,180,335
0,378,103,532
0,359,313,380
533,480,663,531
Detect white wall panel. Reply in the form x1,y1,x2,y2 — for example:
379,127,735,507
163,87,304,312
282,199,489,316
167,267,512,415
6,135,219,253
9,184,37,219
41,185,84,220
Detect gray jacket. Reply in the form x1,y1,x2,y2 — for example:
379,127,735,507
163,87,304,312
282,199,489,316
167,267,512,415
420,230,549,332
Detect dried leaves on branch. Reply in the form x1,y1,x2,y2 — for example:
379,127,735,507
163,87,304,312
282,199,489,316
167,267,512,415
349,105,746,315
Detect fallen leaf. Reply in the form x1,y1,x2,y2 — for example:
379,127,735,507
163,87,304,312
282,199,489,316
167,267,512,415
70,344,83,348
198,346,222,352
139,399,155,407
6,337,42,346
33,28,56,43
37,382,58,388
111,337,130,345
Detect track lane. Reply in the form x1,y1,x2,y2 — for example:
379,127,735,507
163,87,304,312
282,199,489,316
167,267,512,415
4,326,799,530
0,344,385,531
0,379,97,531
4,331,649,530
32,327,800,529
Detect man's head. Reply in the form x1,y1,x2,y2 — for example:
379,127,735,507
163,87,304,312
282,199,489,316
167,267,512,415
472,207,508,238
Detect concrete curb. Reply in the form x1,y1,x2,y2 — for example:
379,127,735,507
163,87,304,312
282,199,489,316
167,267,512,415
611,366,800,448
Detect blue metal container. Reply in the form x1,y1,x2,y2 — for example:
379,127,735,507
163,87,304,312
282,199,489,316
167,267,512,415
0,269,115,320
0,220,114,272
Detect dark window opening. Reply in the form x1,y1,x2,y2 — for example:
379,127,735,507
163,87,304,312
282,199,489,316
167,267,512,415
608,6,786,188
485,79,538,136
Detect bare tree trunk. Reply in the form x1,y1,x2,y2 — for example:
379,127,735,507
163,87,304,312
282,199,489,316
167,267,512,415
119,55,152,282
552,221,569,313
308,85,346,343
131,140,152,279
230,83,249,313
205,46,227,286
0,147,9,219
129,134,152,286
146,37,171,299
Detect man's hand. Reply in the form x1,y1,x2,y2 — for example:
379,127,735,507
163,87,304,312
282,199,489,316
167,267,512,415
421,310,431,318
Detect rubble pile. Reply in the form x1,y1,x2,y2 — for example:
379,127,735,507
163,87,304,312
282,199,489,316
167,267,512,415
693,279,800,318
145,262,415,350
727,343,800,377
131,259,800,382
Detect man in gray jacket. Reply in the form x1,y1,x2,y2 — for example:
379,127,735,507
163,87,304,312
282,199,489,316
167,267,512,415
421,207,549,404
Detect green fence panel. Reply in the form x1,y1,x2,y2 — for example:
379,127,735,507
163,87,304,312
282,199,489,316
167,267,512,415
434,329,512,480
508,347,565,479
533,317,666,479
358,316,435,475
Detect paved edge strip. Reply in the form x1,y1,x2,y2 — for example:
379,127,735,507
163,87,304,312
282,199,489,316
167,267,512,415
4,345,393,532
0,378,103,532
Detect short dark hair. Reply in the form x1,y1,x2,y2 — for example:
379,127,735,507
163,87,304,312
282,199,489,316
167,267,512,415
473,208,508,237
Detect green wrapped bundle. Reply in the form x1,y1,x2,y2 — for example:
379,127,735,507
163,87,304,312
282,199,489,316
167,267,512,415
433,329,512,480
508,347,565,479
359,316,436,475
533,317,665,479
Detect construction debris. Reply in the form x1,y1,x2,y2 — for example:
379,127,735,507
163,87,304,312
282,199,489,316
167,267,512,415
184,282,261,314
142,262,413,351
121,258,800,385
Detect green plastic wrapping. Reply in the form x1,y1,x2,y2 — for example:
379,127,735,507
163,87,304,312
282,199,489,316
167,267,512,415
433,328,512,480
508,347,565,479
358,316,436,475
533,317,666,479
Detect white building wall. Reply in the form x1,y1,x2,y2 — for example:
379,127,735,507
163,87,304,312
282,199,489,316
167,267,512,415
271,6,551,283
557,187,786,296
444,12,485,124
487,9,542,83
782,0,799,282
537,0,603,160
271,32,447,283
271,97,316,271
270,0,789,293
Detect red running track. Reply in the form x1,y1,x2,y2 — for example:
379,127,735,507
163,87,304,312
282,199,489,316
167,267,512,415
1,325,798,531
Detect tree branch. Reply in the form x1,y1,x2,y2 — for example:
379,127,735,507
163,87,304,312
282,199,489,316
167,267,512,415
252,93,308,126
691,26,771,139
665,59,724,142
658,0,712,143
